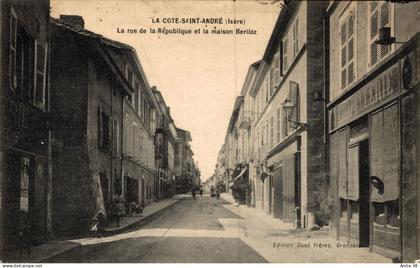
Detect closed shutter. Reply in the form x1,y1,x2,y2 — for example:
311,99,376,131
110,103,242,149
272,167,283,219
370,102,399,202
282,153,296,222
347,145,359,200
338,128,348,198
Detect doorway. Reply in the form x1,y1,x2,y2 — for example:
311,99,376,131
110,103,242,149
359,140,370,247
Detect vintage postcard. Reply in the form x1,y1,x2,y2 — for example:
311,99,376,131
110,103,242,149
0,0,419,265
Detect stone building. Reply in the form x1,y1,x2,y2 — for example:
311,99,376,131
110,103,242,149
326,0,420,261
0,0,52,254
49,15,137,236
248,1,328,228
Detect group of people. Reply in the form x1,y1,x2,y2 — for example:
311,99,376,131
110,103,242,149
191,186,203,199
191,186,220,199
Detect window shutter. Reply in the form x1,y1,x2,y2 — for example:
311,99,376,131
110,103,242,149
98,107,103,149
370,103,399,202
289,81,299,129
276,108,281,143
33,41,47,109
338,128,348,199
10,8,17,90
283,38,288,72
347,145,359,200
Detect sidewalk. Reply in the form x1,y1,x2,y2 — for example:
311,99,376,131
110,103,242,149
220,192,392,263
104,194,187,234
220,192,296,232
2,194,187,263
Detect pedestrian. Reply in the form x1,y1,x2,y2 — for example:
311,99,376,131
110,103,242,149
192,187,196,200
215,188,220,199
199,186,203,197
91,210,106,238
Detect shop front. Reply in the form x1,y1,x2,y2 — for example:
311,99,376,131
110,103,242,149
328,37,419,261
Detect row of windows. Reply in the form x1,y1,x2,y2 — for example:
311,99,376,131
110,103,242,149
124,64,153,131
255,16,300,118
9,7,47,110
339,1,393,92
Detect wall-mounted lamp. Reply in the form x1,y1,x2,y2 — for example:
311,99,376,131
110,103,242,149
375,27,405,46
283,100,307,128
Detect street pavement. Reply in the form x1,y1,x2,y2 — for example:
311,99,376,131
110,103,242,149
48,195,391,263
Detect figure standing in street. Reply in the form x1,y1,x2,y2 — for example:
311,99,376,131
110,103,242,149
215,188,220,199
192,187,196,200
199,186,203,197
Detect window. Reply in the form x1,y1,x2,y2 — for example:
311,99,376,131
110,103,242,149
293,18,299,58
340,8,356,89
265,79,269,103
98,107,110,151
10,7,17,91
369,1,392,67
270,116,274,149
134,82,139,112
34,41,47,109
282,37,288,73
269,66,274,96
282,104,288,138
114,119,120,156
274,53,280,85
276,108,281,143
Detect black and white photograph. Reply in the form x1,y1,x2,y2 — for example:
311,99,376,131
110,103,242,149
0,0,419,265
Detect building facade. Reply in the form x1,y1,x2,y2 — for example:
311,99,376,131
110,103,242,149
49,16,138,236
326,0,420,262
0,0,52,254
249,1,328,228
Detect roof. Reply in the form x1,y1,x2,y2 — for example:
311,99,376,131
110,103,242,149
227,96,244,133
50,17,133,50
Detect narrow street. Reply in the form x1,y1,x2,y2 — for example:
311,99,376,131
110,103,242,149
54,196,266,263
48,196,391,263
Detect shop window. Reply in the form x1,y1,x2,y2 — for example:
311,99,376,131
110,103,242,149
386,200,400,228
340,198,347,219
373,202,385,226
369,1,393,68
350,200,359,222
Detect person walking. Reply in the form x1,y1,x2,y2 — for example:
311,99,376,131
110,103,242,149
199,186,203,198
192,187,196,200
215,188,220,199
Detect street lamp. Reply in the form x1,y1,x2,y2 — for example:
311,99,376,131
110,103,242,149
283,100,307,128
375,27,404,46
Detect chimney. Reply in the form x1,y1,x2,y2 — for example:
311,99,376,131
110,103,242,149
60,15,85,29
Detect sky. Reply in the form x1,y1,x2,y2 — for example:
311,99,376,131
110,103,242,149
50,0,281,181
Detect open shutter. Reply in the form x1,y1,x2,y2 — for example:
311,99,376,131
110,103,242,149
347,145,359,200
33,41,47,109
370,102,399,202
338,128,348,199
289,81,299,129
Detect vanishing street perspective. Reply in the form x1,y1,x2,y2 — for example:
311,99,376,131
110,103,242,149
1,0,420,264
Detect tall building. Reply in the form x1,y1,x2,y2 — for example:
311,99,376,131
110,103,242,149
326,0,420,261
0,0,52,254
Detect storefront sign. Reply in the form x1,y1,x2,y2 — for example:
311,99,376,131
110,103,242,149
330,62,400,131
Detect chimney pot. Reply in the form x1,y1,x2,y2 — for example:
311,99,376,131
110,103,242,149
60,15,85,29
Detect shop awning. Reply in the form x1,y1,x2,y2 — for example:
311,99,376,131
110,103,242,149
233,166,248,181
